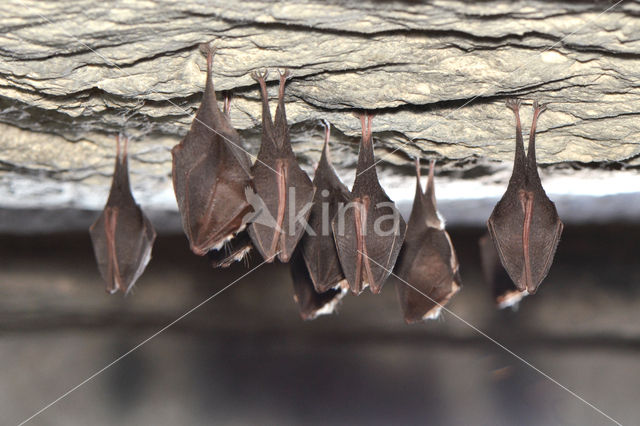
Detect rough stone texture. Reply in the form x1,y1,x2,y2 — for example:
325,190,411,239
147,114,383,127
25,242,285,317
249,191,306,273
1,0,640,222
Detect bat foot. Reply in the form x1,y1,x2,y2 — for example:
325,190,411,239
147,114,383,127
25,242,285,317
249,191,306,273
198,43,217,56
505,98,521,112
250,69,269,83
533,100,548,115
277,69,291,100
199,43,217,71
278,68,291,81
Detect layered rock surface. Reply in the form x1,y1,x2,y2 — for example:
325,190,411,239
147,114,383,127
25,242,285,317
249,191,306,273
1,0,639,226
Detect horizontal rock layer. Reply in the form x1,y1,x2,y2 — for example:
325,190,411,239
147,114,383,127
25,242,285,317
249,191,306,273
1,0,639,217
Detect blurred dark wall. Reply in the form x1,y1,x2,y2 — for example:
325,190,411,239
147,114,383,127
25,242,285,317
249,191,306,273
1,225,639,425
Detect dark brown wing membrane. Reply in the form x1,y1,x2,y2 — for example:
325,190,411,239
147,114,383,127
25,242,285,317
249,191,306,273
171,45,252,256
89,136,156,294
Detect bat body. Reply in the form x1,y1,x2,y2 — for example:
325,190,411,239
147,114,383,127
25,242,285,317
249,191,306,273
332,115,407,294
487,100,563,294
395,160,461,323
89,136,156,294
290,249,347,320
172,45,253,256
300,123,350,293
479,233,528,309
248,70,315,263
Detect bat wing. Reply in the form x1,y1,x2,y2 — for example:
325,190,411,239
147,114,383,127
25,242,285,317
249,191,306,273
280,162,315,262
488,191,562,293
487,195,527,292
527,197,563,293
173,140,252,255
290,250,346,320
248,149,314,264
332,203,365,294
89,204,156,294
362,200,406,294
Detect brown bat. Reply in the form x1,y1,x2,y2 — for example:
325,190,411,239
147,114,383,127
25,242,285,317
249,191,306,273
89,136,156,294
478,233,528,309
172,44,253,256
332,114,407,294
290,249,347,320
248,70,315,263
487,99,563,294
395,159,461,323
300,121,350,293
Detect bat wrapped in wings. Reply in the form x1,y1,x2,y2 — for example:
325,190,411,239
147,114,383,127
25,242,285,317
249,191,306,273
299,121,350,293
394,159,461,323
487,99,563,294
172,44,253,256
247,70,315,263
89,136,156,294
332,114,406,294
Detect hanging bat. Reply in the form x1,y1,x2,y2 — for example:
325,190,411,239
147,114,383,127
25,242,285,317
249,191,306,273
208,230,253,268
332,114,407,294
172,44,253,256
300,121,350,293
478,233,528,309
487,99,563,294
290,249,347,320
89,135,156,294
248,70,315,263
394,159,461,323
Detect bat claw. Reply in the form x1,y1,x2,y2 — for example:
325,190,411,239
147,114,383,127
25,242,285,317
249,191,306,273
199,43,217,57
505,98,522,112
250,69,269,83
278,68,291,81
199,43,217,72
320,118,331,142
319,118,331,132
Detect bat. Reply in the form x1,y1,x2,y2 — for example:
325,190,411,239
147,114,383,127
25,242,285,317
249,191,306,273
89,135,156,294
248,70,315,263
172,44,253,256
208,230,253,268
300,121,350,293
332,114,407,294
290,249,347,320
478,233,528,309
487,99,563,294
394,159,461,323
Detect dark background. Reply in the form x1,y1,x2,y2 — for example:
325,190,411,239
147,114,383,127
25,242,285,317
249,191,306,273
1,225,638,425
